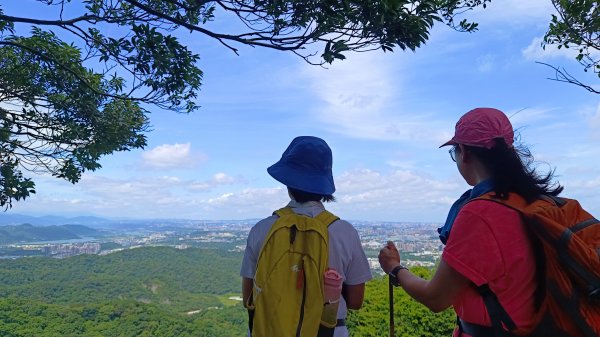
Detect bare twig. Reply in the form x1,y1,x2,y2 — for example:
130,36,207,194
537,62,600,94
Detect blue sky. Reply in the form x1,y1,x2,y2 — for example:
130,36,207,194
7,1,600,222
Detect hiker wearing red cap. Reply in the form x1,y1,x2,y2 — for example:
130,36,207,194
379,108,567,336
241,136,372,337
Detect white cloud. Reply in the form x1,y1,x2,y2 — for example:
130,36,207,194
330,166,600,222
590,104,600,131
336,169,458,201
214,172,235,184
75,174,239,197
179,187,290,218
187,173,239,192
477,54,495,72
301,53,448,142
523,35,600,64
12,172,244,217
140,143,206,169
568,177,600,190
325,168,464,221
470,1,555,24
206,187,285,208
563,174,600,214
304,53,393,135
14,166,467,221
12,163,600,222
506,107,556,126
522,37,578,61
194,168,467,222
76,175,184,203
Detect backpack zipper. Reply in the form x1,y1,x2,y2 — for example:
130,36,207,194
295,258,306,337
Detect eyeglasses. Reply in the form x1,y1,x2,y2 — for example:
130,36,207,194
449,146,458,162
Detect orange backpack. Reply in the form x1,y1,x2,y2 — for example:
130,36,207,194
471,193,600,337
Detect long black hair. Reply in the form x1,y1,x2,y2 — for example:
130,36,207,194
464,137,563,203
288,187,335,203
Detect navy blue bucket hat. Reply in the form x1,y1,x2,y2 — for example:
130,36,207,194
267,136,335,195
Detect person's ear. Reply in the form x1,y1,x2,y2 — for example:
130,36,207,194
458,144,468,163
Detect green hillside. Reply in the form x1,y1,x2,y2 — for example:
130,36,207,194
0,298,246,337
347,267,455,337
0,247,241,312
0,246,455,336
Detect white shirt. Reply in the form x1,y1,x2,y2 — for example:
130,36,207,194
240,200,372,337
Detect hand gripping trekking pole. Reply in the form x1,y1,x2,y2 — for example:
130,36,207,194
389,276,395,337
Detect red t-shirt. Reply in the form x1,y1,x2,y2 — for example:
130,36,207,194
442,200,538,337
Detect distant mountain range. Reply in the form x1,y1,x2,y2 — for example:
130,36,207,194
0,223,105,244
0,213,260,231
0,213,182,229
0,213,113,227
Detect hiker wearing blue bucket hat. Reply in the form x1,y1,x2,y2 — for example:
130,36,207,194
241,136,372,337
267,136,336,196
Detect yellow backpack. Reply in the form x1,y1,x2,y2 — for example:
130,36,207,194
247,207,339,337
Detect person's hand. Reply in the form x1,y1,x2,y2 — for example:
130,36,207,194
378,241,401,274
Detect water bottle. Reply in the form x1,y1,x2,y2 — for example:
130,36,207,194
321,268,342,328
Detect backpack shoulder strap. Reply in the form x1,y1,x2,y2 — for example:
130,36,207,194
473,192,567,216
266,207,334,241
273,207,294,217
477,284,518,334
273,207,339,227
455,284,521,337
473,192,529,211
265,207,299,238
315,210,339,227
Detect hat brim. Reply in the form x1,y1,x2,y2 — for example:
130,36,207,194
439,138,457,148
267,163,335,195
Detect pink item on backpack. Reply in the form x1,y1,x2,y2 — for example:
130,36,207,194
321,268,343,329
323,268,342,303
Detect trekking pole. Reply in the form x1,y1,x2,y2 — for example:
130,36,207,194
389,276,395,337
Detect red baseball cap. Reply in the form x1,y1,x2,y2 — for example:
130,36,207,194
440,107,514,149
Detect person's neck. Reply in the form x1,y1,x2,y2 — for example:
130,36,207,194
288,199,322,207
468,161,492,186
473,173,491,185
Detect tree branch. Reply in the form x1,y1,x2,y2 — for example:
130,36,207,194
537,61,600,94
122,0,306,52
0,14,100,26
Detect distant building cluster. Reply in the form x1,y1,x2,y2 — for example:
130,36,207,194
41,243,101,258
